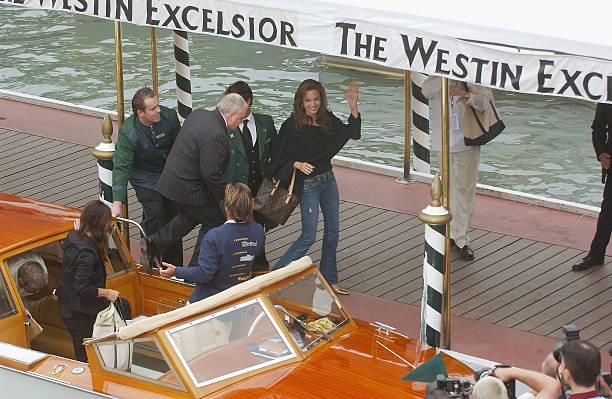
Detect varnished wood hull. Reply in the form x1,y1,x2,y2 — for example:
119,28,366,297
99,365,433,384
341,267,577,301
0,192,475,398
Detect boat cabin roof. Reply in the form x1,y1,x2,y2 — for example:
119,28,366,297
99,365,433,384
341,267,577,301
0,192,79,254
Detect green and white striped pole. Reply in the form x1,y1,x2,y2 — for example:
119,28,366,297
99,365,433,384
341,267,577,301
173,30,192,122
418,173,451,347
91,115,115,207
411,72,430,173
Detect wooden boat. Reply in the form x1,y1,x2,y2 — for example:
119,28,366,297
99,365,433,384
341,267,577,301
0,192,474,398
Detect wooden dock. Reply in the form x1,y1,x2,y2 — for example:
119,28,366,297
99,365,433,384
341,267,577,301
1,127,610,350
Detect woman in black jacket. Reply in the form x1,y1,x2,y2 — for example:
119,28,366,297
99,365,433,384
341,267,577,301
270,79,360,295
56,200,120,362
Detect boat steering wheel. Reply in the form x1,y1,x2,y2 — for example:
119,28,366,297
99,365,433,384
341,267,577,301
248,304,288,336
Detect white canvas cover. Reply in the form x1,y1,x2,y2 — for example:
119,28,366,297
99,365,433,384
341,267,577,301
116,256,314,340
4,0,612,103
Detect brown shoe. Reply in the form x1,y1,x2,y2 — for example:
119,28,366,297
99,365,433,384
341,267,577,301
331,284,349,295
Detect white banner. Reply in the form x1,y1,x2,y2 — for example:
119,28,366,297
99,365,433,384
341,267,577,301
3,0,612,103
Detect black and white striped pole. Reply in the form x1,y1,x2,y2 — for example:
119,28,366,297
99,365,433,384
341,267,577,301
411,72,430,173
92,115,115,207
418,173,451,348
173,30,192,122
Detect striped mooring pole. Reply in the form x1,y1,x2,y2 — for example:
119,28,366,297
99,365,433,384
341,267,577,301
92,115,115,207
411,72,430,174
173,30,192,122
418,173,451,347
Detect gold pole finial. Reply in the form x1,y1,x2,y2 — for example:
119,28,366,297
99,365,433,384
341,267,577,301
101,114,113,144
430,173,442,208
91,114,115,160
418,173,451,225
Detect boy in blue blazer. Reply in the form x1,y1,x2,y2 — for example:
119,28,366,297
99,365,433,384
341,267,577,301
161,183,265,303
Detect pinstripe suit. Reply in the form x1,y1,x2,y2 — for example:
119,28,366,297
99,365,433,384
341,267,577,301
151,109,229,266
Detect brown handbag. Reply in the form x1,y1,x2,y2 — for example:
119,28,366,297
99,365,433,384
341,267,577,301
254,168,300,225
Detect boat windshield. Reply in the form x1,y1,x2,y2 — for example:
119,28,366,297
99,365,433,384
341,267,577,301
266,271,349,352
94,336,185,391
166,298,296,387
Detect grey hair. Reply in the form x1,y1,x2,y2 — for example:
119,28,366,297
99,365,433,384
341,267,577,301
216,93,247,114
18,260,48,290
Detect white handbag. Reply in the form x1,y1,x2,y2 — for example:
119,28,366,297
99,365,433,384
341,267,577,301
93,303,130,370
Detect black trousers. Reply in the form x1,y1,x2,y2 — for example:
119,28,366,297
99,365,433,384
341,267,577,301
252,211,269,270
150,200,225,266
60,298,131,363
134,187,183,266
589,174,612,259
61,309,97,362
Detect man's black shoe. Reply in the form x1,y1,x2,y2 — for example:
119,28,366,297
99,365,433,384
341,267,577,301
451,239,474,260
458,244,474,261
145,237,162,269
572,255,604,271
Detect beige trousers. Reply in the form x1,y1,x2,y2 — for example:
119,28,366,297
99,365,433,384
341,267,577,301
436,147,480,248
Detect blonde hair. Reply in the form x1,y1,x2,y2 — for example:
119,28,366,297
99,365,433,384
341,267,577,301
225,183,253,223
472,376,508,399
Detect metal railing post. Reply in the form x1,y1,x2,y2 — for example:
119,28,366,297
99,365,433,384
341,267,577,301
396,70,414,184
113,20,129,247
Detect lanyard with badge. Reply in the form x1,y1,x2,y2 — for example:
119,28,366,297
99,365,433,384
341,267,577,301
449,81,460,131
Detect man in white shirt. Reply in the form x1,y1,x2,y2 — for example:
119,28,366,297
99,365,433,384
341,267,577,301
7,251,48,299
422,77,492,260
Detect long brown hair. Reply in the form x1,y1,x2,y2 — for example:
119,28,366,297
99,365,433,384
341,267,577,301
292,79,332,132
78,200,111,259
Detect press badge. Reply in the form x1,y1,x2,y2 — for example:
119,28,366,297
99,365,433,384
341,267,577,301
449,111,460,130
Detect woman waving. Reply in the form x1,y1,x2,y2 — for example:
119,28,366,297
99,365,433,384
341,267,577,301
270,79,360,295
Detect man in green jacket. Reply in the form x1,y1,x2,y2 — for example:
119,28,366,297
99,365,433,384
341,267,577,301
224,81,277,271
111,87,183,265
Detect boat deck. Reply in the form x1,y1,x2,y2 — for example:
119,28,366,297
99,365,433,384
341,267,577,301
0,97,610,370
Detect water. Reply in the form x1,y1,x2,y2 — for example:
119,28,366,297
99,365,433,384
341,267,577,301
0,5,603,206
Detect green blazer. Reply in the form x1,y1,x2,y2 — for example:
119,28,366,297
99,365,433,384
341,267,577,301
224,112,277,188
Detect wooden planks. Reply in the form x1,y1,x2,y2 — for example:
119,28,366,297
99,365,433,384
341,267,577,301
0,127,609,349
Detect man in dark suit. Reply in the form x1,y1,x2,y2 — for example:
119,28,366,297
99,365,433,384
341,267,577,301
223,81,277,271
573,103,612,271
147,93,249,267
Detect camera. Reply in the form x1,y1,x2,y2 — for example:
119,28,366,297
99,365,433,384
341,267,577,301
601,345,612,393
553,324,580,363
426,374,473,398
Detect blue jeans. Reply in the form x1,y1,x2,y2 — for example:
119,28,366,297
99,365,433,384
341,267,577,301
274,170,340,284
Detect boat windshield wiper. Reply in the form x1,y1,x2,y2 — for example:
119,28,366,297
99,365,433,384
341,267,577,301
276,307,333,342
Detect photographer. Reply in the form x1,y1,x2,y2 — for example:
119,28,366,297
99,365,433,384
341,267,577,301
492,366,560,399
557,340,608,399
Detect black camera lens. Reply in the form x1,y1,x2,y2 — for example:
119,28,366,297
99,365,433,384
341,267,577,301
553,342,563,363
